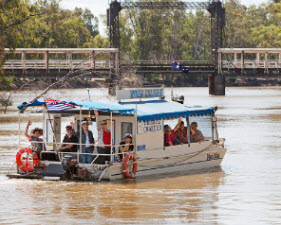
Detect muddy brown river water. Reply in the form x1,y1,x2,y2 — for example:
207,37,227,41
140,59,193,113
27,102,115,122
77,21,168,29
0,87,280,224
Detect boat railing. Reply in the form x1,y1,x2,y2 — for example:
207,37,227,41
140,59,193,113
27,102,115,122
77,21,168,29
26,140,134,164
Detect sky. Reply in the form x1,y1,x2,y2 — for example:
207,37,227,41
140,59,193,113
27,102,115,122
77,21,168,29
59,0,269,36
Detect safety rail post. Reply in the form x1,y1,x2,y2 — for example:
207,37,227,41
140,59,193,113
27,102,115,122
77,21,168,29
79,106,82,163
44,50,49,74
186,117,190,147
234,53,237,66
21,52,26,73
256,52,260,67
110,111,113,163
18,111,21,150
67,52,73,71
265,52,268,73
241,51,244,74
211,114,214,143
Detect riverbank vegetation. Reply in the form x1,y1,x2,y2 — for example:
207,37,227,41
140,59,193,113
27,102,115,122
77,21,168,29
0,0,281,91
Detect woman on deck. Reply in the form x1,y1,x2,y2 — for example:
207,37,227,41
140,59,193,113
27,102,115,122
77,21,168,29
190,122,204,143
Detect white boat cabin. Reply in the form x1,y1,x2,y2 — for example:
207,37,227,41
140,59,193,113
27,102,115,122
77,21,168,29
17,87,219,163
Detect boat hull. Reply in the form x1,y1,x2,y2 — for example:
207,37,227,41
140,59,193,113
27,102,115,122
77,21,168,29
107,144,226,180
7,143,226,181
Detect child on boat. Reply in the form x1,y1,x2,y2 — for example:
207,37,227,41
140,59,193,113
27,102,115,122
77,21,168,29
25,121,46,159
164,117,182,146
119,133,134,160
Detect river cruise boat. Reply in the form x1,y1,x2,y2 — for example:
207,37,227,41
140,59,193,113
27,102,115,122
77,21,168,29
7,87,226,181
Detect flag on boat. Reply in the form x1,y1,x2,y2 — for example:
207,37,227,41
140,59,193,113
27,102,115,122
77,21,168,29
172,60,189,74
45,99,76,111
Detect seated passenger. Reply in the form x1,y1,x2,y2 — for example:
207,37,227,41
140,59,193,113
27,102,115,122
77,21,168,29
119,133,134,160
175,121,188,144
59,125,78,153
164,117,182,146
190,122,204,143
25,121,46,159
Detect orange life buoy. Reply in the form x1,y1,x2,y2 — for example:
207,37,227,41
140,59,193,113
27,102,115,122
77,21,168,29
16,147,39,173
122,153,138,178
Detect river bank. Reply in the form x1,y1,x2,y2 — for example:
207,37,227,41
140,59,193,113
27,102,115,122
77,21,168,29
0,75,280,91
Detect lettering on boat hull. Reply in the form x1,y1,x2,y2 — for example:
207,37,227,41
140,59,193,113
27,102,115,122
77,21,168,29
207,153,220,161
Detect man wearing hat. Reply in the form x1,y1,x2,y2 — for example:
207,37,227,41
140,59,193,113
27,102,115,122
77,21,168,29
119,133,134,160
71,120,95,164
94,110,111,164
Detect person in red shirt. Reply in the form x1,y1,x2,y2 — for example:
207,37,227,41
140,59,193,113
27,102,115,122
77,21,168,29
94,110,112,164
164,117,182,146
175,121,188,144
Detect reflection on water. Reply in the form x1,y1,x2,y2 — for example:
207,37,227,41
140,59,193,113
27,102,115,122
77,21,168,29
0,87,281,224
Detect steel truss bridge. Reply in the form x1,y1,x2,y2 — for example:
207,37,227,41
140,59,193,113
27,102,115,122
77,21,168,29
3,48,281,78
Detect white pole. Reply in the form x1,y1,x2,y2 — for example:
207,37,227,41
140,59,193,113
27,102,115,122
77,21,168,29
211,115,214,143
110,111,113,163
18,111,21,150
186,117,190,147
79,106,82,163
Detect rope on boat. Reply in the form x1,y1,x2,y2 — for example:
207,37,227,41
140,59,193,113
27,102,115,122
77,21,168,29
137,146,212,170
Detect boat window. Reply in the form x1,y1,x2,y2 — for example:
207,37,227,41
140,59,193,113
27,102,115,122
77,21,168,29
121,122,132,139
189,116,212,141
163,116,213,146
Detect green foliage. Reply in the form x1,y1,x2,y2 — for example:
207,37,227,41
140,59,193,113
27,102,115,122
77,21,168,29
1,0,281,66
15,1,105,48
117,0,281,61
119,5,211,61
0,0,108,87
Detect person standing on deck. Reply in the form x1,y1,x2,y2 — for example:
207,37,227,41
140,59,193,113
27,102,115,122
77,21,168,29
71,121,95,164
25,121,46,159
94,110,111,164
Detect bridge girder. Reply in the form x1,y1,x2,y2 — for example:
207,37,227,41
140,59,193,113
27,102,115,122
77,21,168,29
120,1,209,9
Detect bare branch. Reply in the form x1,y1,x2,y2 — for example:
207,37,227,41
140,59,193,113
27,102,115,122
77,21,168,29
2,13,42,31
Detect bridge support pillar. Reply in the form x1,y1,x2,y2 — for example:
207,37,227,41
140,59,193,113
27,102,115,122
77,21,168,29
209,73,225,95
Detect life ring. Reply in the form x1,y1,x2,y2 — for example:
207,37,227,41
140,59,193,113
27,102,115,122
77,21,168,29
16,147,39,173
122,153,138,178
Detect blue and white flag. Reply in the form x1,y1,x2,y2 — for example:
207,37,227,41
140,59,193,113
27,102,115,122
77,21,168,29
172,60,189,74
45,99,76,111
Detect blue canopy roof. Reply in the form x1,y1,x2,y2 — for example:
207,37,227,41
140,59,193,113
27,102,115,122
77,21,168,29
70,101,136,115
120,100,214,122
17,99,136,115
185,106,214,117
17,99,214,120
17,100,45,111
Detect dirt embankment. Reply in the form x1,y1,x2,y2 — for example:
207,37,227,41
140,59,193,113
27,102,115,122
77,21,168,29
0,76,280,91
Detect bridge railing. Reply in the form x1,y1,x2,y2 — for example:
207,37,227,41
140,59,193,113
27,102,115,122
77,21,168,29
120,60,212,65
3,59,114,70
222,60,281,69
2,48,120,73
218,48,281,73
